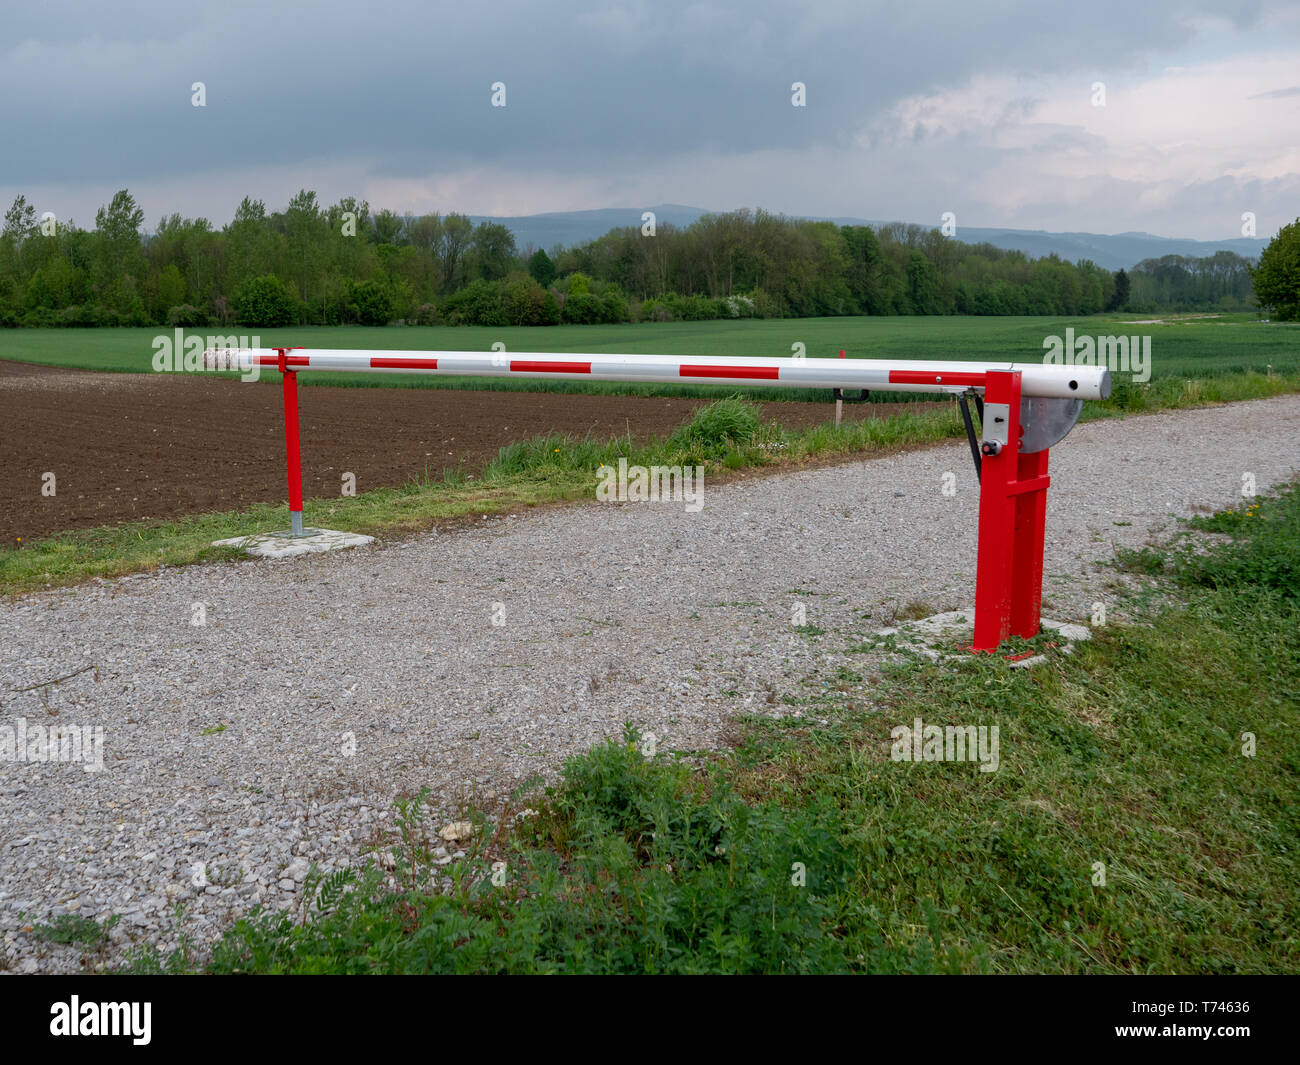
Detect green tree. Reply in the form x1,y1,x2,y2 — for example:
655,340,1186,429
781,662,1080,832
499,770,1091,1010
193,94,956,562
349,279,395,325
1251,218,1300,321
906,252,940,314
471,222,516,281
235,274,295,327
3,195,36,242
437,213,473,291
502,277,560,325
372,209,404,245
95,189,145,245
155,264,186,317
1108,267,1131,312
528,248,557,287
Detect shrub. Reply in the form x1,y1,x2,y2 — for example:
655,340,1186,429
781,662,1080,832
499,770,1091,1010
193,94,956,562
56,305,99,327
662,293,719,321
722,294,755,319
349,279,395,326
636,298,672,322
561,292,604,324
234,274,295,327
748,288,782,319
599,287,630,324
669,397,763,456
502,278,561,326
442,279,506,326
166,304,210,328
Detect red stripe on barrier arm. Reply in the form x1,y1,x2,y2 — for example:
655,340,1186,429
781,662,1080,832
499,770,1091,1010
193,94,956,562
679,364,781,380
260,350,309,368
509,360,591,374
371,357,437,369
888,369,986,388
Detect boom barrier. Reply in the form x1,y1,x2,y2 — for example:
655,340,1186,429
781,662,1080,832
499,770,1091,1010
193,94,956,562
205,346,1111,652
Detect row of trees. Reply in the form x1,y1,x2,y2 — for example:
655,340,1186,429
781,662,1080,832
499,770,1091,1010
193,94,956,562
0,190,1271,328
1126,251,1256,312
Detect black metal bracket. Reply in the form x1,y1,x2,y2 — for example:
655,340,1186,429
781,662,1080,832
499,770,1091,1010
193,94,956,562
958,390,983,483
832,388,870,403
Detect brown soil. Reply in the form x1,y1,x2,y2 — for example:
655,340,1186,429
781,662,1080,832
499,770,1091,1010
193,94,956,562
0,360,939,542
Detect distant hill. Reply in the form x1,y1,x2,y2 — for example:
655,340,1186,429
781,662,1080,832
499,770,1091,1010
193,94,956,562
465,205,708,253
467,204,1267,271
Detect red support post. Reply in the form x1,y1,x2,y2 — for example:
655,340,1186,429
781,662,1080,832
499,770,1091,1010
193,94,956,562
277,348,304,536
1010,448,1049,638
970,370,1052,652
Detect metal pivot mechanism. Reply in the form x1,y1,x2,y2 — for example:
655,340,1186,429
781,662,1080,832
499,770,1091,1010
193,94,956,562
959,390,1082,482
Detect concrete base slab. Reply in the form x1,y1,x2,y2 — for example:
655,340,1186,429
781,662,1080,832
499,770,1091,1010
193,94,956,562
213,528,375,559
875,608,1090,668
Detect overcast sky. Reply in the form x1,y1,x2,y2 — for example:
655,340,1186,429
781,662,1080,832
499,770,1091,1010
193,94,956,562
3,0,1298,240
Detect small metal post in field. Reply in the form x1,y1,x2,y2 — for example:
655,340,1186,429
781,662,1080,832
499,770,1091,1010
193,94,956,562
835,349,845,426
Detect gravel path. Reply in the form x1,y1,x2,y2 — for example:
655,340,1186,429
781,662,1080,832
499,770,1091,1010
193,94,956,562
3,393,1299,972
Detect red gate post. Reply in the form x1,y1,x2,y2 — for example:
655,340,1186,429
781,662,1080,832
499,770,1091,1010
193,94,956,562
1010,447,1050,638
971,370,1053,651
277,348,305,536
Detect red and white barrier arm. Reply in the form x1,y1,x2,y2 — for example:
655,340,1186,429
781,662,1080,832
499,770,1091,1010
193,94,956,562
204,348,1111,401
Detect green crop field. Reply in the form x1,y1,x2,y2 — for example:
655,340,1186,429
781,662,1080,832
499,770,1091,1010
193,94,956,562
1,313,1295,402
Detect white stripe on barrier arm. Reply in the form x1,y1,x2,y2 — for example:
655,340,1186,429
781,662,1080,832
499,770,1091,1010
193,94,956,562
202,348,1111,401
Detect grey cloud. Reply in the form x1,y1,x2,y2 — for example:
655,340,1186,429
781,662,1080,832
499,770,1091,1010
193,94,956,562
0,0,1274,187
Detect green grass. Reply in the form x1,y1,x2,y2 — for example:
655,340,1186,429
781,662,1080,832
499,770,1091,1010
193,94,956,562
28,913,120,950
1116,485,1298,598
3,314,1297,402
119,482,1298,974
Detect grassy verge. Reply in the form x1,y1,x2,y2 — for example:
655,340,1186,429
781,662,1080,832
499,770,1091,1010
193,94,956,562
3,369,1298,596
111,480,1297,974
